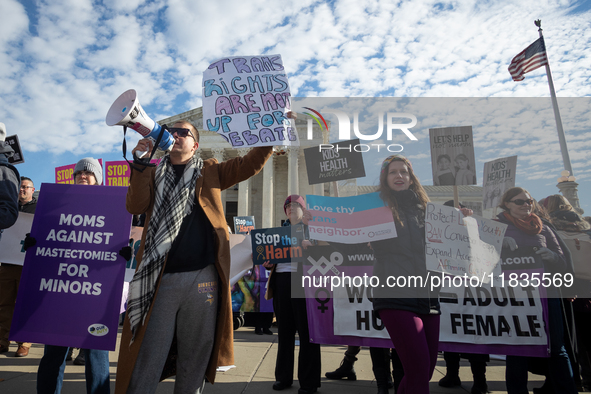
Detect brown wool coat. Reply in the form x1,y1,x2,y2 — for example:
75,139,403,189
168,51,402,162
115,147,273,393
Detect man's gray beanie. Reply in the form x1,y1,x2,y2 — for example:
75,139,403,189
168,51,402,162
74,157,103,185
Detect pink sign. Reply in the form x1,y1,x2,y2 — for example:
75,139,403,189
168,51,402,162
104,160,160,187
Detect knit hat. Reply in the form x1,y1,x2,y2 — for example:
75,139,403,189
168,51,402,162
74,157,103,185
284,194,305,214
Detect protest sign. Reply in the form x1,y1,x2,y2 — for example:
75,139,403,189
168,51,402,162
306,193,396,243
234,216,255,235
10,183,132,350
251,225,305,264
202,54,297,148
0,213,33,266
104,160,160,187
55,164,75,184
303,139,366,185
55,159,103,184
304,244,550,356
425,203,506,281
482,156,518,210
429,126,477,186
5,135,24,164
304,244,393,347
439,248,549,357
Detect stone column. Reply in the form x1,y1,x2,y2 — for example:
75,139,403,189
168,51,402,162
262,152,275,227
211,147,226,213
286,146,299,196
237,148,251,216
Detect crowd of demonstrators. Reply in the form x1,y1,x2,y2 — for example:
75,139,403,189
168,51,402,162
0,176,37,357
115,121,272,394
497,187,578,394
36,157,112,394
264,194,321,394
4,113,591,394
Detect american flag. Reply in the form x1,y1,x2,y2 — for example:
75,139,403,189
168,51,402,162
508,37,548,81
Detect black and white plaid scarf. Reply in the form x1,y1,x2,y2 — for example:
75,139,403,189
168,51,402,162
127,154,203,342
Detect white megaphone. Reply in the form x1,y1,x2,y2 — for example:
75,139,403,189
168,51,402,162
106,89,175,158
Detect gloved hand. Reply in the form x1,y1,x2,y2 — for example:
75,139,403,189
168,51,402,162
23,233,37,251
536,247,558,263
502,237,518,251
119,246,133,261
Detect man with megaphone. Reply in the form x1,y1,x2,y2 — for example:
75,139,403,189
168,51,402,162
115,119,274,394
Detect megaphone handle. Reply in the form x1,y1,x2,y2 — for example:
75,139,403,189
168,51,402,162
135,150,148,159
122,126,155,171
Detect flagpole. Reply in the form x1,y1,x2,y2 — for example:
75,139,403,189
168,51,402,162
535,19,574,176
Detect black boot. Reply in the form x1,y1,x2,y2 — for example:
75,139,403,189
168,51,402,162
470,358,489,394
391,349,404,394
439,352,461,387
325,357,357,380
373,366,391,394
370,347,391,394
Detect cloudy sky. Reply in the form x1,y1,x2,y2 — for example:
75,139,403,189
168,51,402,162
1,0,590,212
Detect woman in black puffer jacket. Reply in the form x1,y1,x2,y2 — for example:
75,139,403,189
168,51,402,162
371,155,472,394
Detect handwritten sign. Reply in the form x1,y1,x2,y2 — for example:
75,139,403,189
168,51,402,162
303,139,366,184
306,193,396,243
233,216,255,235
425,203,506,281
482,156,517,210
202,54,297,148
430,126,477,186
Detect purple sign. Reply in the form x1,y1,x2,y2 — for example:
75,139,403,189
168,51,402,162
10,183,132,351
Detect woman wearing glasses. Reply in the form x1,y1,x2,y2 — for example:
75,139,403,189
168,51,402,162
496,187,577,394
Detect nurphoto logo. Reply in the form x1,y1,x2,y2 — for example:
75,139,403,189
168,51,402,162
305,108,418,152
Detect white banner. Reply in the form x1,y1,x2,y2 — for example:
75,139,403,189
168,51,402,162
0,213,34,266
425,203,506,281
439,278,547,346
333,284,391,339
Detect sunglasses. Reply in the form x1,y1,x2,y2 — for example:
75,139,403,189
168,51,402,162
169,128,195,140
509,199,534,206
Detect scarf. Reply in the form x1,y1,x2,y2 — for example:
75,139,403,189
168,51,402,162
127,154,203,342
502,211,543,235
